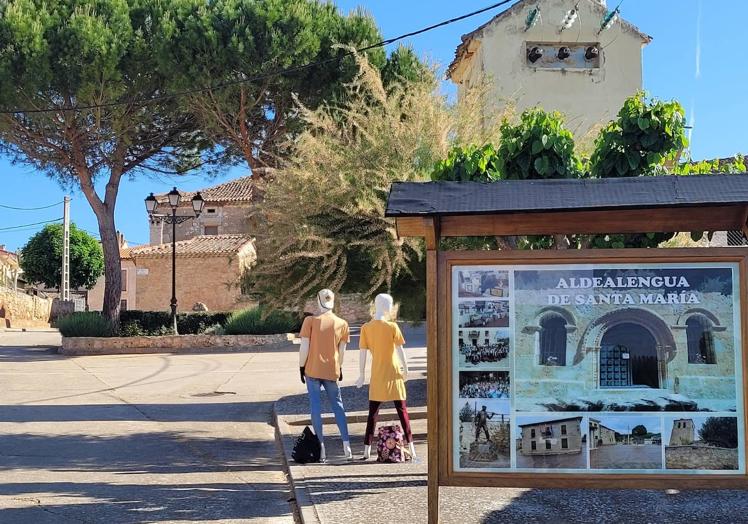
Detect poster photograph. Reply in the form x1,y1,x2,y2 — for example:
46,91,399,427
589,415,663,470
458,300,510,328
457,269,510,298
512,266,741,413
459,371,510,399
664,415,739,471
515,415,589,470
458,328,511,368
458,399,511,469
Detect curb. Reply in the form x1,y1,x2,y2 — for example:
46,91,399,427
273,404,428,524
274,405,322,524
58,341,292,356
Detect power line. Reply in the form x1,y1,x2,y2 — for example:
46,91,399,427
0,218,63,232
0,0,513,115
0,201,63,211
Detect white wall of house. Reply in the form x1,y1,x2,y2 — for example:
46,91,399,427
450,0,648,140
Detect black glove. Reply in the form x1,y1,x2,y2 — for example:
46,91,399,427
300,366,306,384
339,370,343,382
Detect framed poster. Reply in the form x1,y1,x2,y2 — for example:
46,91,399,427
445,250,748,487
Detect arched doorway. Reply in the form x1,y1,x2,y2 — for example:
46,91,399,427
600,322,660,388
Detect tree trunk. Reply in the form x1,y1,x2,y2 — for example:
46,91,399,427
97,207,122,332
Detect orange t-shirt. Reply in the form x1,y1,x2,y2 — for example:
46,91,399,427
300,311,350,381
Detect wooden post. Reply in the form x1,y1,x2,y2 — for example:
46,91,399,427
425,218,440,524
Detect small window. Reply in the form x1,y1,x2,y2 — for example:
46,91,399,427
561,438,569,449
120,299,128,311
686,315,716,364
531,429,536,438
204,225,219,236
206,208,217,214
531,441,537,451
545,440,551,450
121,269,127,292
561,424,567,436
539,314,567,366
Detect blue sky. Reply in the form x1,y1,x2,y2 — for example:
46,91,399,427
1,0,745,251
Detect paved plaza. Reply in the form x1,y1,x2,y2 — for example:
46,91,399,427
2,327,748,523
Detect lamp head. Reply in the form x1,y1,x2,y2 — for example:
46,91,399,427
191,191,205,217
145,193,158,215
167,187,181,209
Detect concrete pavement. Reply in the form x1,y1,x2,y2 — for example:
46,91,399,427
0,329,300,523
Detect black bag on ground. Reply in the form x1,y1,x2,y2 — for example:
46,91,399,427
292,426,321,464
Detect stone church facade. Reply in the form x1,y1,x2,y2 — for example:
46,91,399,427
513,268,738,412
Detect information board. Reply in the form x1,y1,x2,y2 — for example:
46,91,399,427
451,261,745,475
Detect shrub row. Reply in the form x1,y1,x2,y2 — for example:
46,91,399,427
119,310,231,337
56,308,304,338
223,307,304,335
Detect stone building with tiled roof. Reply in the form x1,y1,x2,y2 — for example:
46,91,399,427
447,0,651,139
130,234,256,312
150,175,262,244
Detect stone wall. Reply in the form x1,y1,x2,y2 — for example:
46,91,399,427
665,445,739,470
304,293,372,324
134,254,255,312
61,333,291,355
150,204,256,244
0,289,54,329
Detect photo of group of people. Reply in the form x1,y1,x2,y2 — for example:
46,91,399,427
458,328,510,368
455,268,513,470
459,371,510,399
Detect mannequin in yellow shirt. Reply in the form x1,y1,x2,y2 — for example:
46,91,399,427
356,293,416,460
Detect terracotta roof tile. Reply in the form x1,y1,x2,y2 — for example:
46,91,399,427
129,235,255,258
155,176,260,205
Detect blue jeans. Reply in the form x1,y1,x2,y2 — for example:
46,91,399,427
306,377,350,443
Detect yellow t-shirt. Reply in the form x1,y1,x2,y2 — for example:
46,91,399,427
300,311,350,381
359,320,407,402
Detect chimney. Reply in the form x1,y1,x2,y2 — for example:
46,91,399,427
116,231,128,249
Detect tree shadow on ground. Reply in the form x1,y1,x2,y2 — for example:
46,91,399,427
477,487,748,524
0,480,294,523
275,378,427,418
0,429,296,522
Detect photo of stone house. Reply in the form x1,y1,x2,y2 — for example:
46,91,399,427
458,300,509,328
589,415,662,470
515,415,587,469
513,266,739,412
664,416,740,471
458,399,511,469
458,270,509,298
589,418,617,449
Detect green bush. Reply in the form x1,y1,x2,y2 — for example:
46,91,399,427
119,311,232,336
223,307,304,335
56,312,114,338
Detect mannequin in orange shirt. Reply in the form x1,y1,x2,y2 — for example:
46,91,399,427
299,289,353,462
356,293,416,460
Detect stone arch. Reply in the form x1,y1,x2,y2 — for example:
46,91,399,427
676,308,725,331
522,307,578,367
534,306,577,332
574,307,677,372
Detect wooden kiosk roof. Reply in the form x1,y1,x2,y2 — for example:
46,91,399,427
386,174,748,239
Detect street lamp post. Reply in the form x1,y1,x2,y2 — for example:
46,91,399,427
145,188,205,334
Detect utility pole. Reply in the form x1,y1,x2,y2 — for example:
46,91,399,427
61,196,71,302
